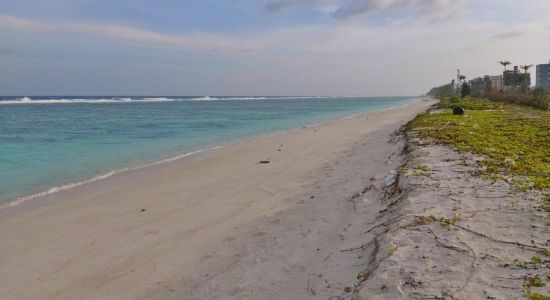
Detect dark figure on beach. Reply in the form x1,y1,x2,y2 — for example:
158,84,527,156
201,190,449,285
452,106,465,115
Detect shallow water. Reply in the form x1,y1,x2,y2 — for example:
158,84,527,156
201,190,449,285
0,96,417,203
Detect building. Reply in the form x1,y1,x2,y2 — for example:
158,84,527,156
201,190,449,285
469,76,491,96
503,66,531,91
490,75,503,92
536,60,550,91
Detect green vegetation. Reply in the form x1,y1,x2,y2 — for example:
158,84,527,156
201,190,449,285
524,276,548,300
438,214,462,227
419,214,462,228
408,98,548,300
526,290,550,300
420,215,437,224
486,90,550,111
530,256,543,265
413,164,431,172
525,276,545,288
542,194,550,213
435,96,504,110
539,247,550,257
517,256,549,268
406,97,550,190
409,164,431,177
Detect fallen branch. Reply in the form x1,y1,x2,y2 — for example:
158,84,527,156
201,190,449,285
364,215,409,234
453,233,477,294
425,226,469,255
341,229,389,253
351,239,381,300
451,223,543,251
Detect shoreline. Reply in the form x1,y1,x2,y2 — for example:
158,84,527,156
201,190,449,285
0,146,224,212
0,98,436,300
0,97,424,213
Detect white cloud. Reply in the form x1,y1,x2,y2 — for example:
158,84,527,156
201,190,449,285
0,15,46,31
263,0,465,21
491,29,527,39
0,15,262,54
331,0,464,20
265,0,334,12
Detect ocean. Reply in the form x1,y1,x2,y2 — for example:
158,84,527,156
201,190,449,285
0,96,418,206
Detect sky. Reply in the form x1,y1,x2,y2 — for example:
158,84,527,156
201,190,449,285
0,0,549,96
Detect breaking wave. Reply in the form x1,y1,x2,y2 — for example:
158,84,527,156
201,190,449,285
0,97,179,105
189,96,339,101
0,96,350,105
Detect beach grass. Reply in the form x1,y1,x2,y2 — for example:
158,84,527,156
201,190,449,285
435,96,504,110
406,97,550,190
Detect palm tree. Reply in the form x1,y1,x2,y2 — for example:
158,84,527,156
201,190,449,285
520,64,533,73
498,61,511,72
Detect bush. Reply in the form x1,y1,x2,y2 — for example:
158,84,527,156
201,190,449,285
485,90,550,110
435,97,503,110
449,96,460,103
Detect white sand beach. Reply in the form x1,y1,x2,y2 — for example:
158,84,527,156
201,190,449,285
0,99,436,300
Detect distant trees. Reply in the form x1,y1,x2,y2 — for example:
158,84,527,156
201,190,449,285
427,83,454,97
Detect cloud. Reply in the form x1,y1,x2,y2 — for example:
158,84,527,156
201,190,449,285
263,0,464,22
0,15,45,31
1,3,549,96
492,29,527,39
331,0,463,20
0,15,256,54
265,0,333,12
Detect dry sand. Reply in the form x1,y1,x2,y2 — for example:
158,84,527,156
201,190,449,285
0,99,436,300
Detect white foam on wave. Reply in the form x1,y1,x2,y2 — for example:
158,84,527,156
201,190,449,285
0,145,224,211
0,96,355,105
0,171,118,210
142,97,174,101
222,97,268,100
190,96,216,101
0,97,179,105
189,96,345,101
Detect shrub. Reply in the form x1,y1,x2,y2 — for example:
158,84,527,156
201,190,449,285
485,90,550,111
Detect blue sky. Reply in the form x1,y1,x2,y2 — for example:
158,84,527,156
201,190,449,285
1,0,549,96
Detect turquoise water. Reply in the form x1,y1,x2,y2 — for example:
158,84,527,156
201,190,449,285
0,96,417,203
